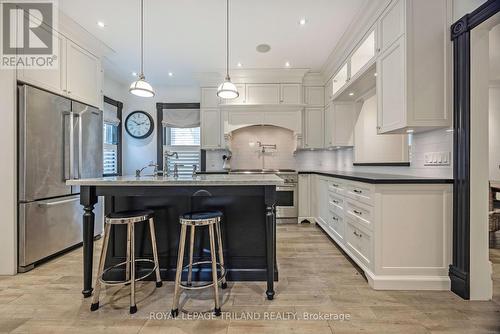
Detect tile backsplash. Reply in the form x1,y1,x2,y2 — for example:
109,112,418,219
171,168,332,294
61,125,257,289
205,127,453,178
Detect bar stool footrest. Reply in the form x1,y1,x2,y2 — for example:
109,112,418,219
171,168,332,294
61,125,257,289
179,261,226,290
99,259,158,286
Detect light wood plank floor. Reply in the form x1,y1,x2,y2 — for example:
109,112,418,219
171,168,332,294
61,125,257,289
0,223,499,333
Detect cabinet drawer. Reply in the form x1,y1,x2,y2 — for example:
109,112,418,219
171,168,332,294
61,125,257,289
328,209,345,243
328,178,345,195
345,200,373,231
345,181,374,206
328,192,345,216
345,219,372,269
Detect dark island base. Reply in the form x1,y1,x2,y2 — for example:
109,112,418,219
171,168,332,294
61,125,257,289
101,189,278,283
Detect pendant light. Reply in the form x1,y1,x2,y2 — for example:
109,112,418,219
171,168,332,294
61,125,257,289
129,0,155,97
217,0,239,99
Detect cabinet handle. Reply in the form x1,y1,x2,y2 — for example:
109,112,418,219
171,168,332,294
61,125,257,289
353,209,362,215
353,189,363,194
332,216,338,221
353,231,362,238
331,199,339,204
332,183,339,187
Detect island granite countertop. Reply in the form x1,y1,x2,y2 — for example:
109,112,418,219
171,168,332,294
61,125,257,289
298,170,453,184
66,173,284,186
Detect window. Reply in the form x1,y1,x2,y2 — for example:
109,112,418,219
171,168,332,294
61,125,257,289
103,123,119,176
164,127,201,177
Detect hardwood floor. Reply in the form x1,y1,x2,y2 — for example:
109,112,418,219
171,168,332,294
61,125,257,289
0,223,499,333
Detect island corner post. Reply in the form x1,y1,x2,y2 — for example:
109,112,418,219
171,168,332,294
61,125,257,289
78,184,277,301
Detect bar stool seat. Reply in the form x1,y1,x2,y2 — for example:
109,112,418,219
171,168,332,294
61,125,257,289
91,209,162,314
171,210,226,317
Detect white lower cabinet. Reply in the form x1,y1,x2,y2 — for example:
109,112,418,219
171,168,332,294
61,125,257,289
307,173,452,290
298,174,312,222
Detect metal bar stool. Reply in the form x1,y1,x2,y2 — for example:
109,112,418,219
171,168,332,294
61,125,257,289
171,210,227,317
90,209,162,314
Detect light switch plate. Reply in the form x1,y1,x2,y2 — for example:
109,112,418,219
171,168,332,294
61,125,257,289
424,152,451,166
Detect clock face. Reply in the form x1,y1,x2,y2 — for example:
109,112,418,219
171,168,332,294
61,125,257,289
125,111,154,139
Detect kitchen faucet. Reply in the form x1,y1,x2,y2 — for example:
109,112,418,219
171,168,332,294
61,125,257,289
257,141,277,153
135,161,159,177
164,151,179,177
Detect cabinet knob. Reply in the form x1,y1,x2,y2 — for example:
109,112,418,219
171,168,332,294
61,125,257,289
353,209,362,215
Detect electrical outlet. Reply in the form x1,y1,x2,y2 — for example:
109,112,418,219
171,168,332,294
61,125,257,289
424,152,451,166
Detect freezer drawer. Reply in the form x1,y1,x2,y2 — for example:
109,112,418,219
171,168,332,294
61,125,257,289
18,195,103,269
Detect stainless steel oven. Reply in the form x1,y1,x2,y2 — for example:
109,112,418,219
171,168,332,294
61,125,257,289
275,184,297,223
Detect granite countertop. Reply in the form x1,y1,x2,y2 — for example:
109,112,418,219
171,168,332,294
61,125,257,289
299,170,453,184
66,174,284,186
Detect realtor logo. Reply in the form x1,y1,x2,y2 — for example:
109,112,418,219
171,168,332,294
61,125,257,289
1,0,58,69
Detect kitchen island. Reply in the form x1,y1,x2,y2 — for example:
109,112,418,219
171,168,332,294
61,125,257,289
67,174,283,300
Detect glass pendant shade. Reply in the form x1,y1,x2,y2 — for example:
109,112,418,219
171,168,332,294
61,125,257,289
129,75,155,97
217,77,239,99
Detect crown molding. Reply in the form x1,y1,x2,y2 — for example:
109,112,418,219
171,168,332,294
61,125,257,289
320,0,390,84
57,9,114,58
195,68,310,86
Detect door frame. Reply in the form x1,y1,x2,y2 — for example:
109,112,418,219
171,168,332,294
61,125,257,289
449,0,500,299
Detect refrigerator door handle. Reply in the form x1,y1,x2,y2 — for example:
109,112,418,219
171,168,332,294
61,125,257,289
69,112,75,180
37,197,79,208
62,111,72,181
78,113,83,179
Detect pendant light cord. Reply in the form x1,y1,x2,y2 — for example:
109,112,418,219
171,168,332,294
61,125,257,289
140,0,144,76
226,0,229,79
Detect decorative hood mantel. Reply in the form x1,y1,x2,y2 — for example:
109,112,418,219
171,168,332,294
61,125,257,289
221,104,304,152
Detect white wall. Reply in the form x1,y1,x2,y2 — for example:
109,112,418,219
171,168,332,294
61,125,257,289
490,86,500,181
102,76,201,175
469,24,493,301
0,69,17,275
453,0,488,20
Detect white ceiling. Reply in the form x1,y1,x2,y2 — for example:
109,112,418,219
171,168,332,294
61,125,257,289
60,0,367,85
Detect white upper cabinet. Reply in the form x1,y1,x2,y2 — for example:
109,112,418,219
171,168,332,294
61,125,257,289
201,87,220,108
376,0,451,133
305,86,325,107
377,36,406,132
246,84,280,104
379,0,404,53
303,108,324,149
350,30,376,79
331,63,349,98
280,84,302,104
16,20,102,109
324,102,360,148
66,41,101,107
17,30,66,95
200,109,221,149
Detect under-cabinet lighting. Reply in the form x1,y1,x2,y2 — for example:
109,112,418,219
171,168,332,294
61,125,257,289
168,72,173,77
97,21,106,28
285,61,291,67
299,18,307,26
406,129,414,133
349,92,354,96
237,62,242,67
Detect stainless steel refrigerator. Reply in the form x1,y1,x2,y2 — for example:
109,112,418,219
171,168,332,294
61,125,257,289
17,84,104,272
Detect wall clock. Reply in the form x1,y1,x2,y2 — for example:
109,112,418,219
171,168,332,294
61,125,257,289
125,111,154,139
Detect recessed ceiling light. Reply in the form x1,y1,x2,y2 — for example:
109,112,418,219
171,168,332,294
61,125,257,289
132,72,137,77
374,72,378,77
168,72,173,77
285,61,291,67
299,18,307,25
406,129,414,133
256,44,271,53
97,21,106,28
349,92,354,96
237,62,242,67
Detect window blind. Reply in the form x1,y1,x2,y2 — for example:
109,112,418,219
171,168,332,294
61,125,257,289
164,126,201,177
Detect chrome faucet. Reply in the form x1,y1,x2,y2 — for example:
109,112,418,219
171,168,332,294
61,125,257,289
173,163,185,178
164,151,179,177
135,161,159,177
